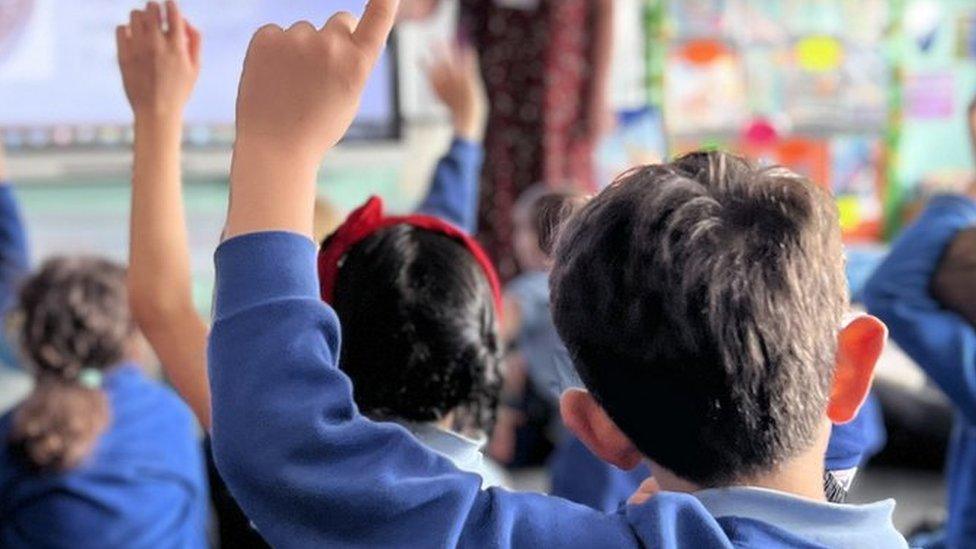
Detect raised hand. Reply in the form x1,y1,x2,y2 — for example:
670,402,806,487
121,2,212,427
234,0,398,164
224,0,399,239
117,1,201,118
426,44,483,141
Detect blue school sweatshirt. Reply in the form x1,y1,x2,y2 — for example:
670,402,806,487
208,230,908,548
550,433,654,512
0,364,209,548
0,183,29,368
416,138,483,234
863,194,976,547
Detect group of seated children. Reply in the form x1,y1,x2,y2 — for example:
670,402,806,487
1,1,975,547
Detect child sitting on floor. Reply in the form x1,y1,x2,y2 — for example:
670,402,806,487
504,186,881,510
863,141,976,546
0,257,207,548
203,4,907,546
119,3,502,543
120,1,504,488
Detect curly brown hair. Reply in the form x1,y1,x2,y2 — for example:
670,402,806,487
8,256,133,471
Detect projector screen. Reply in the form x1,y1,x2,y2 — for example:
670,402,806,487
0,0,399,149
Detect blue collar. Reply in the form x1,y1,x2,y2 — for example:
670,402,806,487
694,486,906,547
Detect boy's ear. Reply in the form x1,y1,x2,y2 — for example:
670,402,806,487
828,315,887,424
560,389,643,470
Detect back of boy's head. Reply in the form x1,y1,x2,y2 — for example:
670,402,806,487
550,151,848,486
932,227,976,327
331,225,502,432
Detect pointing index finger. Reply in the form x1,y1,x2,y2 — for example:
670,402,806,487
352,0,399,58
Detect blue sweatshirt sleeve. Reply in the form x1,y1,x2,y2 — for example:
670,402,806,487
416,138,483,233
0,184,29,368
862,195,976,424
207,232,638,548
0,185,29,309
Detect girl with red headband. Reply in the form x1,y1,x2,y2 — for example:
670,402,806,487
120,7,507,527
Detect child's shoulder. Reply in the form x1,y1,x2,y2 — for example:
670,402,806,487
103,364,200,448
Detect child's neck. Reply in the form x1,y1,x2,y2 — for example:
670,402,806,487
653,424,831,502
653,456,827,502
435,414,456,432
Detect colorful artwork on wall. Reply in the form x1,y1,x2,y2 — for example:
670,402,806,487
651,0,975,242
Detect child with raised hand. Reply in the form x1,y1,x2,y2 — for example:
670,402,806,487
123,0,501,483
0,256,208,548
0,7,208,547
315,41,507,486
863,118,976,545
208,2,908,546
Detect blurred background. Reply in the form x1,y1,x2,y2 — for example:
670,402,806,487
1,0,975,538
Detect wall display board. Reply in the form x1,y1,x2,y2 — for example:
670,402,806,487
649,0,975,242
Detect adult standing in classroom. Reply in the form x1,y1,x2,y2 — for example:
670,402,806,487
402,0,614,278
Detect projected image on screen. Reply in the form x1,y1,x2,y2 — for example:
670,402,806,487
0,0,399,149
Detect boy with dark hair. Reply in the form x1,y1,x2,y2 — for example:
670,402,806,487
863,127,976,545
552,153,869,488
205,2,907,546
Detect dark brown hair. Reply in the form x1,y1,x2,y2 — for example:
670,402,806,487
514,186,590,256
932,227,976,326
551,151,847,486
330,227,502,433
536,192,589,257
8,257,133,471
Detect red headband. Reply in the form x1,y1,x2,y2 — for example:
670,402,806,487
318,196,504,315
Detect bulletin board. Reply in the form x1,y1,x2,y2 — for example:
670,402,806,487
892,0,976,224
646,0,976,242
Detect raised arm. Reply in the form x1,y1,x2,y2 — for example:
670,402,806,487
0,133,29,308
0,130,30,368
119,1,211,427
208,5,635,546
416,45,484,232
862,192,976,423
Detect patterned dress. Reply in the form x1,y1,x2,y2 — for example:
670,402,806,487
460,0,597,279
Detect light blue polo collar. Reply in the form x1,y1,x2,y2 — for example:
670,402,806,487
694,486,907,548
